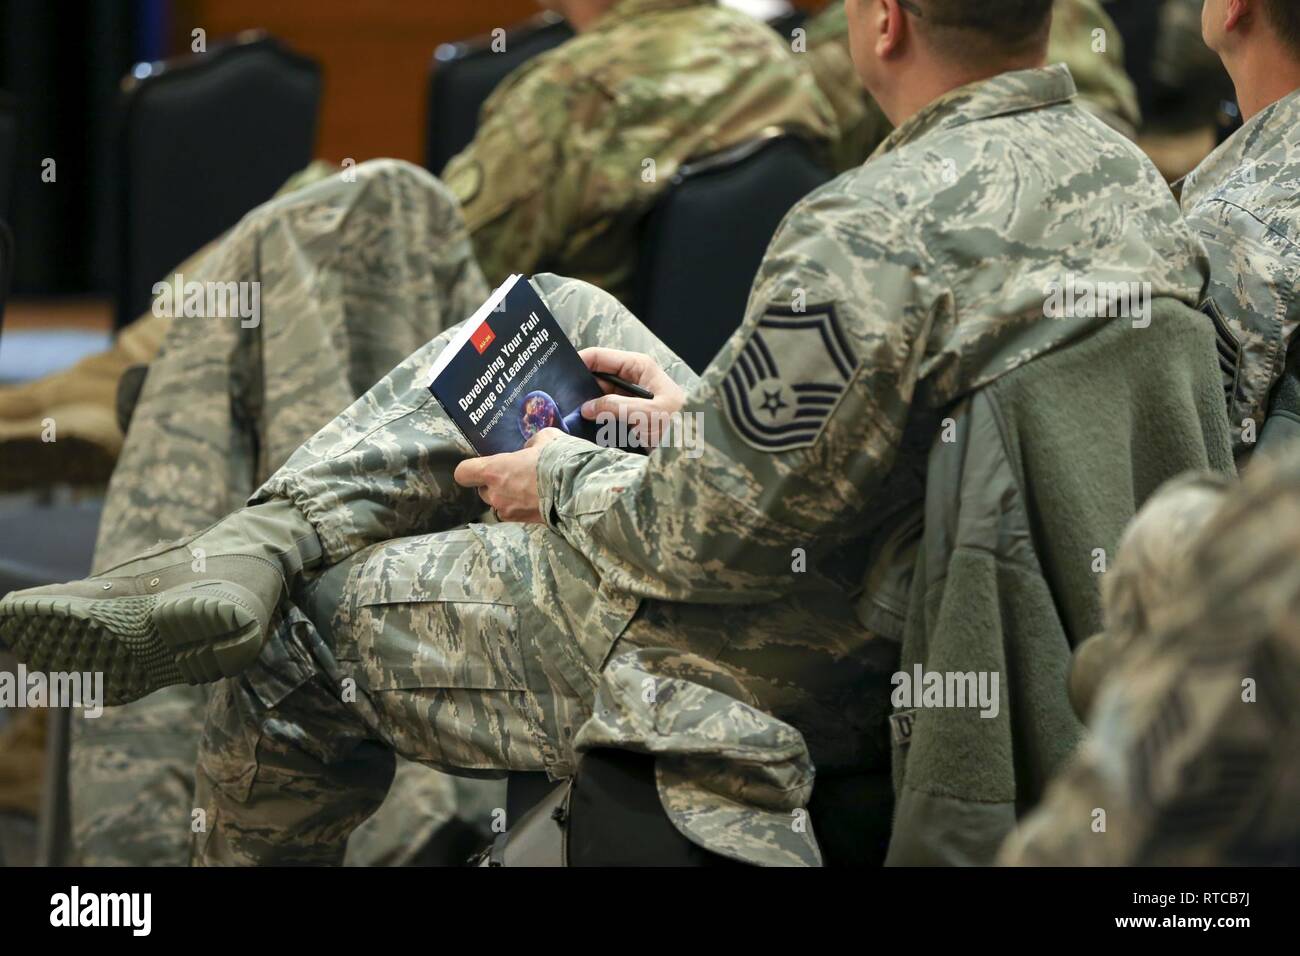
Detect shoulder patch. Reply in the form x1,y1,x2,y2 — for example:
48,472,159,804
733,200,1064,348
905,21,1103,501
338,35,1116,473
1200,297,1243,405
721,303,859,453
446,160,484,208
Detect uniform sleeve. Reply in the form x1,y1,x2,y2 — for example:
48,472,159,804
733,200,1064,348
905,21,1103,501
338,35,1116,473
1189,196,1300,440
442,70,597,287
536,191,939,603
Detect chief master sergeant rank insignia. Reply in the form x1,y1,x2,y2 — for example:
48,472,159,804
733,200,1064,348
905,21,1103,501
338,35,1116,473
722,303,859,452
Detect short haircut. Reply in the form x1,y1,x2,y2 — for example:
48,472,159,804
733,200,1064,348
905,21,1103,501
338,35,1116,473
903,0,1055,64
1262,0,1300,59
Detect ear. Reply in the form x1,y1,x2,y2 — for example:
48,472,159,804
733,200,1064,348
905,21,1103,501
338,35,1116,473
1224,0,1249,32
877,0,907,59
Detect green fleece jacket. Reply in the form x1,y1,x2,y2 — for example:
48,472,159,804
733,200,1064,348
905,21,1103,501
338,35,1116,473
1260,342,1300,455
884,298,1236,866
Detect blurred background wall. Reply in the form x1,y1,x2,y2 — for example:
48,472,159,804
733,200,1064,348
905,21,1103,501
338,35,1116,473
0,0,829,298
173,0,546,165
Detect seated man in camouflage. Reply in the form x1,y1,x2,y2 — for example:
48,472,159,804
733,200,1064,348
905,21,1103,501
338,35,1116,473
447,0,833,305
0,0,1210,864
801,0,1140,172
10,0,836,867
1178,0,1300,459
0,0,833,490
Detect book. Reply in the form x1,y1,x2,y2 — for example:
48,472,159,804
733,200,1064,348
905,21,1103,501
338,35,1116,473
425,274,606,455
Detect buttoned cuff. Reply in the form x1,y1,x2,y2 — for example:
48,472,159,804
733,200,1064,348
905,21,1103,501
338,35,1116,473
537,433,601,533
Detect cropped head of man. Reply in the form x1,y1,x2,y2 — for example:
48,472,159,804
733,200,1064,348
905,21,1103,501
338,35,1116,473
1202,0,1300,118
845,0,1055,125
537,0,620,32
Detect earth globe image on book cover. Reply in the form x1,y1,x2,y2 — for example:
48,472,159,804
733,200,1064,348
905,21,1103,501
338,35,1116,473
519,390,584,441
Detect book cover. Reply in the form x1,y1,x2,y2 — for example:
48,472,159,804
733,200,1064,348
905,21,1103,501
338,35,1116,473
426,275,605,455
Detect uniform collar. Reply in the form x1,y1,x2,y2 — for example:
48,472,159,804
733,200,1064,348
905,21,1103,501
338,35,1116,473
1180,86,1300,208
874,63,1078,156
600,0,713,28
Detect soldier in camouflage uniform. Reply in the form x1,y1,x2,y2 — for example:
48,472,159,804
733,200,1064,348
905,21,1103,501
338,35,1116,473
800,0,1139,172
0,0,1209,864
1179,0,1300,458
68,160,503,866
0,0,832,490
443,0,834,306
1001,448,1300,866
40,0,834,866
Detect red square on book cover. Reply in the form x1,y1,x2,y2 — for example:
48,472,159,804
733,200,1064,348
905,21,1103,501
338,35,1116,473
471,321,496,354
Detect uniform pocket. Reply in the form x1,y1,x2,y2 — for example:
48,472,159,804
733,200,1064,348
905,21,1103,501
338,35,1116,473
351,529,528,693
197,679,261,804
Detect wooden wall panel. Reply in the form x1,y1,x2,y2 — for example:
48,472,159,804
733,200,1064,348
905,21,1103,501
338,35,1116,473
175,0,544,164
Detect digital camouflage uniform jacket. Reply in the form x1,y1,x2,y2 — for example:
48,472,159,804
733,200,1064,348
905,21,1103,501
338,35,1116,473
534,65,1207,792
1181,87,1300,455
442,0,835,307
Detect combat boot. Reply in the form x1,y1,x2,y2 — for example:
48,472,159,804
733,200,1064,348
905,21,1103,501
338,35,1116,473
0,499,321,705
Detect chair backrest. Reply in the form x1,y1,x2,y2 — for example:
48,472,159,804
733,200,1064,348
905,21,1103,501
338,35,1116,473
634,134,832,373
116,32,321,330
0,91,15,226
0,218,12,339
425,13,574,175
767,8,807,42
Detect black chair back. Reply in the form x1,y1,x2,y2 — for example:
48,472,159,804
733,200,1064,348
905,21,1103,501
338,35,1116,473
768,9,808,42
425,13,573,175
0,218,11,339
115,33,321,330
0,91,15,226
634,134,832,373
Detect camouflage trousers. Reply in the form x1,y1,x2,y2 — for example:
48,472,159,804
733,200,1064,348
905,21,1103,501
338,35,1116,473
195,269,896,864
193,276,697,864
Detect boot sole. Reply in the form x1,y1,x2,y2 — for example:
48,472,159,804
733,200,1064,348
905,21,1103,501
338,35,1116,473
0,581,265,705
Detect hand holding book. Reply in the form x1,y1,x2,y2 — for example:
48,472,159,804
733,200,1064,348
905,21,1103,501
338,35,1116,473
452,429,558,524
578,347,687,450
436,275,685,523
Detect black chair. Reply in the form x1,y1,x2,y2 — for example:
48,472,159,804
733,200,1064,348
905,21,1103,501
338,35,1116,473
634,134,832,373
1216,99,1244,146
424,12,574,175
115,32,321,330
0,92,15,227
0,218,11,339
768,8,808,42
497,749,891,866
487,750,745,866
1105,0,1161,121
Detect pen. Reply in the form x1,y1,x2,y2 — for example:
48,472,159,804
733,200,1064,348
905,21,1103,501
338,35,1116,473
592,370,654,400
